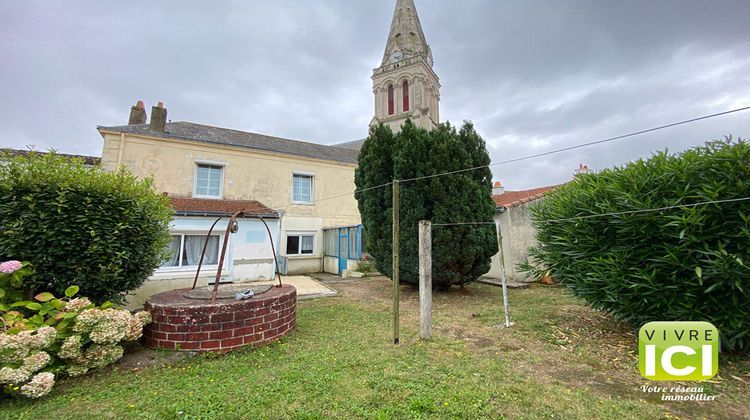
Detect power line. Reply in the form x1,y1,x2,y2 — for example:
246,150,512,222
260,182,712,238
433,221,497,227
432,196,750,227
531,196,750,224
270,181,393,211
399,105,750,183
270,105,750,210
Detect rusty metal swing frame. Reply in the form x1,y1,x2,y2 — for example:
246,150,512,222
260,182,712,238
189,210,283,304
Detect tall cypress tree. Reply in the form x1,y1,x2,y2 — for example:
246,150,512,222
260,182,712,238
355,120,498,289
355,124,396,278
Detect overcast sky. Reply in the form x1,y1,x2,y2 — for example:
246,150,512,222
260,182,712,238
2,0,749,189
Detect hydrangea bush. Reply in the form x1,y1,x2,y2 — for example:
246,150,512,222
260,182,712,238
0,261,151,399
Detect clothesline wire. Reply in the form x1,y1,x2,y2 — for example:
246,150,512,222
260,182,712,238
431,196,750,227
269,105,750,210
399,105,750,183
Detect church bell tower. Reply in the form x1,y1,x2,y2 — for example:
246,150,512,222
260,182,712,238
370,0,440,133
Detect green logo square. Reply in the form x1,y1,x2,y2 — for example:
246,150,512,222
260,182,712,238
639,321,719,381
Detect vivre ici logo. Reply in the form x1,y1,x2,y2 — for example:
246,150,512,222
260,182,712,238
639,321,719,381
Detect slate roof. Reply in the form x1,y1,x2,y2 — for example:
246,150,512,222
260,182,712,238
1,148,101,166
492,185,559,209
169,197,279,218
97,121,360,165
333,138,366,151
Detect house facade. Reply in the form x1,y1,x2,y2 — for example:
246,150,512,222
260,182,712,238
486,183,558,282
98,104,361,272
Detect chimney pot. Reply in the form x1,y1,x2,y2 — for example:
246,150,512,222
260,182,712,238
150,103,167,133
492,181,505,195
128,100,147,125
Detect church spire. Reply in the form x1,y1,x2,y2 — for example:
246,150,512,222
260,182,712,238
381,0,433,67
371,0,440,133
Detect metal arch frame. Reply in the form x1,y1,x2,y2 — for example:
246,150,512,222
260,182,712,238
189,210,283,304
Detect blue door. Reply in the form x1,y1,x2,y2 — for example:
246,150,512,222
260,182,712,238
338,228,349,273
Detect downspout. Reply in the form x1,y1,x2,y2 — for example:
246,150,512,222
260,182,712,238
277,211,284,276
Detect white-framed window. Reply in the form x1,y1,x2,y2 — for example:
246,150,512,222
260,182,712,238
286,234,314,256
194,163,224,198
161,234,221,270
292,173,313,204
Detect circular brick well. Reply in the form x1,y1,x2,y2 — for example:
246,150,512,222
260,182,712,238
143,285,296,352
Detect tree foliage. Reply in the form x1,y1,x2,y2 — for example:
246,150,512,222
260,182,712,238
355,121,498,289
0,152,173,304
523,138,750,351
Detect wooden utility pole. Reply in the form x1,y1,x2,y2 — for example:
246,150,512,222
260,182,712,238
419,220,432,339
495,220,513,327
392,180,400,344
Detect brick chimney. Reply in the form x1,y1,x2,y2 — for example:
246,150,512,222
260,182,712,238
492,181,505,195
150,102,167,133
128,100,147,125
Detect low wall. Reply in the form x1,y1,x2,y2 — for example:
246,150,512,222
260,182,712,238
323,256,339,274
143,285,296,353
286,256,321,274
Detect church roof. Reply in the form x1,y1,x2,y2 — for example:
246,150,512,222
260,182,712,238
98,121,360,165
381,0,432,67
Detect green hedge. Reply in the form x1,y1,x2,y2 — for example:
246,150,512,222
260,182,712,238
524,138,750,351
0,152,173,304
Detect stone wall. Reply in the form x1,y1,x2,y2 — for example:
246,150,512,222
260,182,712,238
485,199,542,282
507,202,539,280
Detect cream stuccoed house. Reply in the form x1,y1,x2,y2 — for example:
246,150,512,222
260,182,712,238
97,102,363,305
96,0,443,304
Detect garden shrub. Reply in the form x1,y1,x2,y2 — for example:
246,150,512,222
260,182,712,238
523,138,750,351
0,151,173,303
355,121,498,289
355,257,375,276
0,261,151,399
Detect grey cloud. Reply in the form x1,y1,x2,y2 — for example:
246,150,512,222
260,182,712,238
1,0,748,191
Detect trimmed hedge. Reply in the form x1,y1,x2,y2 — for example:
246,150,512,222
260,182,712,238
524,138,750,351
0,152,173,304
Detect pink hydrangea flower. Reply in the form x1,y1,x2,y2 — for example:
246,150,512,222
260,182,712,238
0,260,23,274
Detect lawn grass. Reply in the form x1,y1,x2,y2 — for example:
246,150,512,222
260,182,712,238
1,278,748,419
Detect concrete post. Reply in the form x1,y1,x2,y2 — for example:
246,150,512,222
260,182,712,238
496,220,513,327
392,180,400,344
419,220,432,339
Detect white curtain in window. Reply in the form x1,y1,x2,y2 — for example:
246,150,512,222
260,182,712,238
204,236,220,265
301,235,314,254
162,236,181,267
184,235,220,266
